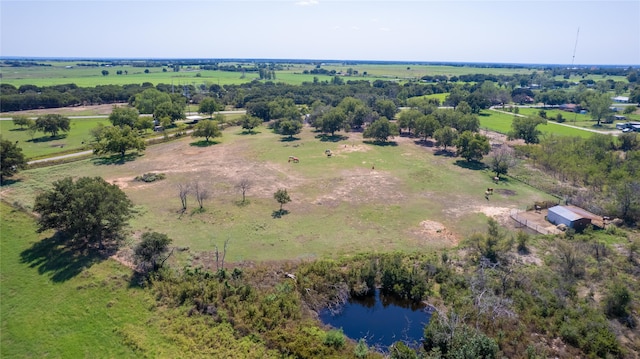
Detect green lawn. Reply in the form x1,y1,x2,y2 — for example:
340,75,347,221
0,203,181,358
479,109,594,138
0,118,109,159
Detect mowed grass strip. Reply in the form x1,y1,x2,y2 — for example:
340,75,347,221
0,203,181,358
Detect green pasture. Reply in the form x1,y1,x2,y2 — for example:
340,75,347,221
0,118,109,159
480,109,595,138
515,107,622,132
2,124,556,263
1,62,536,88
0,203,181,358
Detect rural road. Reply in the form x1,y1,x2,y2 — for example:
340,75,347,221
488,108,620,136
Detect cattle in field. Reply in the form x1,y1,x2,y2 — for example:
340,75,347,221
288,156,299,163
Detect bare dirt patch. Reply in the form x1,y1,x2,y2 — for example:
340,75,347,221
495,188,516,196
311,168,403,206
411,220,460,245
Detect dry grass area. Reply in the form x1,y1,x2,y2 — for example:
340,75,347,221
2,125,556,263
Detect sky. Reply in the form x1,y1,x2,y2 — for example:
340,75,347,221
1,0,639,65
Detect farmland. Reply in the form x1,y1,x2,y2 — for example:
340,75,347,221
0,61,536,88
1,60,639,358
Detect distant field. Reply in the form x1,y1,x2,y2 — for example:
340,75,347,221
0,62,535,88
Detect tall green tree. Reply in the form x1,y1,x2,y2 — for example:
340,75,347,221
198,97,223,118
374,99,398,120
109,106,139,128
337,97,369,129
33,176,133,248
0,137,27,183
415,115,440,141
363,117,399,143
133,88,171,114
153,101,184,122
456,131,490,162
34,114,70,137
240,115,262,133
319,107,347,136
397,109,423,135
92,125,145,160
192,119,222,143
274,188,291,211
278,120,302,139
508,116,546,144
433,126,457,150
12,115,34,130
584,92,612,126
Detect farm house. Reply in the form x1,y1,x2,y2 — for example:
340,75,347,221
547,205,594,232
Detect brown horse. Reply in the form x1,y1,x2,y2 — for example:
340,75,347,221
288,156,299,163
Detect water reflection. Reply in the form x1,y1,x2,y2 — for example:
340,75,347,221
319,289,431,350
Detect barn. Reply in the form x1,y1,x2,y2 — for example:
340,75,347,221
547,205,593,232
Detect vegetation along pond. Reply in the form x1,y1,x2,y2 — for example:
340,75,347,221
320,289,431,350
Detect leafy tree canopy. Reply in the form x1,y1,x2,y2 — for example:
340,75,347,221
92,125,145,159
0,136,27,183
35,114,70,137
33,176,133,247
109,106,139,128
508,116,546,144
363,117,399,143
192,119,222,142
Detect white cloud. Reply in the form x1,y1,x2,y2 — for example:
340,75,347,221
351,26,360,30
295,0,318,6
379,27,390,32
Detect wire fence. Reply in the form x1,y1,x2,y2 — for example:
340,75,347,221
509,209,560,235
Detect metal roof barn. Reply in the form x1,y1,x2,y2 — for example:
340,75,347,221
547,205,592,232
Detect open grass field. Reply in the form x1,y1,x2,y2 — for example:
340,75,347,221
0,118,109,159
1,62,536,88
0,203,185,358
1,124,556,264
479,109,595,138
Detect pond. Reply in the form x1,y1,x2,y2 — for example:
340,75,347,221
319,289,431,350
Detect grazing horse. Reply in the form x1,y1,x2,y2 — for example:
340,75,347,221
487,188,494,195
288,156,299,163
493,176,500,184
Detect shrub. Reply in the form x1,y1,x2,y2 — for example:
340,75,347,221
135,172,166,182
323,329,345,349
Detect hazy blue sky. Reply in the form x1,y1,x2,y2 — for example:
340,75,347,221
1,0,638,65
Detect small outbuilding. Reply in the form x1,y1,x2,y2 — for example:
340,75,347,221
547,205,593,232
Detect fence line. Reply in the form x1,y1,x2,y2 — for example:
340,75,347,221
509,209,559,235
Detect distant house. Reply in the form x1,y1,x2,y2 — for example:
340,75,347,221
612,96,629,103
559,103,578,112
547,205,601,232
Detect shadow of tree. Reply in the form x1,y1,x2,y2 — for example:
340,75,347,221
20,232,116,283
434,149,455,157
271,209,289,218
91,152,142,165
454,160,487,171
240,130,261,135
413,139,435,147
280,136,300,142
28,134,68,143
315,134,349,142
190,140,220,147
363,140,398,147
0,178,22,187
